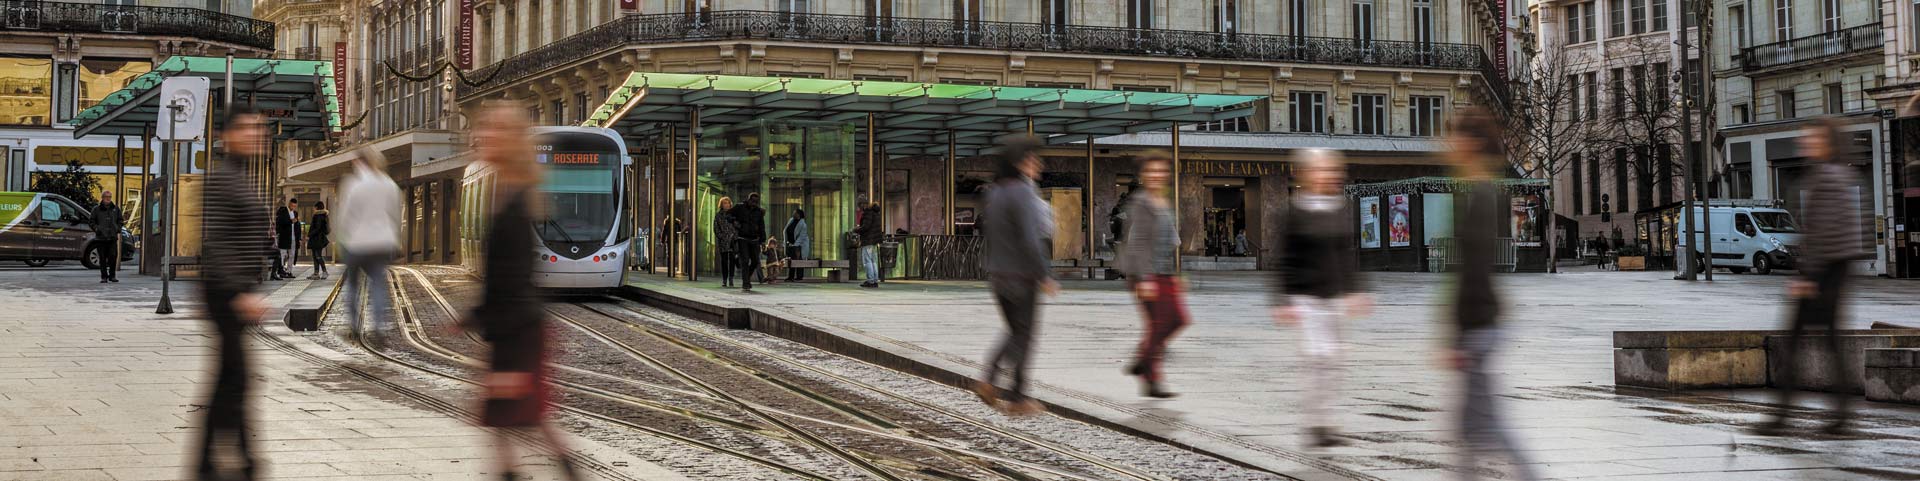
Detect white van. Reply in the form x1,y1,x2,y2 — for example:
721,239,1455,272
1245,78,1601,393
1676,203,1801,274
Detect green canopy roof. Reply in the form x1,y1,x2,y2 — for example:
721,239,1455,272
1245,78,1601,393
70,56,342,141
584,72,1263,156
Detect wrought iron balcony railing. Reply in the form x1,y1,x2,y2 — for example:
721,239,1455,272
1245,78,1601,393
459,10,1492,98
1735,22,1881,72
0,0,275,51
293,46,323,60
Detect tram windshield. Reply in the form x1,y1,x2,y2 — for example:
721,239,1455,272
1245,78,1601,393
536,133,620,244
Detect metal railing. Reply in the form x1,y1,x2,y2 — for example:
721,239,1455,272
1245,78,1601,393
460,10,1492,97
293,46,322,60
1735,22,1881,72
0,0,275,50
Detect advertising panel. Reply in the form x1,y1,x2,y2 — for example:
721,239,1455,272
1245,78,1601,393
1359,196,1381,248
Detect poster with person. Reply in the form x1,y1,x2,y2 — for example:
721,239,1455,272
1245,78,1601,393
1512,193,1543,247
1388,194,1411,247
1358,196,1381,248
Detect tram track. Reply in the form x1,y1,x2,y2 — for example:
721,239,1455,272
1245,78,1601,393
390,267,1055,481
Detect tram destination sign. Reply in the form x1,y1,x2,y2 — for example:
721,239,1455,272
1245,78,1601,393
542,153,612,165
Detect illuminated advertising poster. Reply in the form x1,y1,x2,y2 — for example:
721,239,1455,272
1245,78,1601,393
1358,196,1381,248
1388,194,1411,247
1512,193,1543,247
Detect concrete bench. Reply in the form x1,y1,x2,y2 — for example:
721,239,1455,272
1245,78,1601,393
1614,329,1920,391
282,279,341,332
1049,259,1112,280
786,259,854,282
1768,333,1920,394
1866,348,1920,405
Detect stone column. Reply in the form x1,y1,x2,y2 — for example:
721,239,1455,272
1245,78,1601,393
516,0,532,57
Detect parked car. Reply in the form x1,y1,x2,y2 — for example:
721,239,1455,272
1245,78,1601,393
0,192,138,268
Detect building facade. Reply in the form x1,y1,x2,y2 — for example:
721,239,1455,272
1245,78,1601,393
0,0,270,205
1715,0,1890,275
1870,0,1920,279
1529,0,1707,252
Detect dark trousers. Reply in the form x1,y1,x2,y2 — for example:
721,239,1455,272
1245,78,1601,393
91,238,118,280
785,246,804,281
1133,275,1191,382
718,249,734,285
196,291,255,480
983,277,1040,401
736,239,761,289
1773,266,1853,423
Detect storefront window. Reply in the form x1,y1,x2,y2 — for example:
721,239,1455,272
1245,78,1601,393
79,59,151,111
0,57,53,127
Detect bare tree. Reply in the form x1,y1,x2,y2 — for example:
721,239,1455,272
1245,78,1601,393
1505,47,1598,272
1589,36,1689,225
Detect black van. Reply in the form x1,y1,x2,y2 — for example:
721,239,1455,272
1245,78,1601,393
0,192,138,268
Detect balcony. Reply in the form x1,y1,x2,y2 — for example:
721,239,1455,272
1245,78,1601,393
1735,22,1880,74
293,46,323,60
458,10,1494,99
0,1,275,51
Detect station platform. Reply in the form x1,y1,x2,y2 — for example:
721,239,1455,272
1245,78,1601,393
0,264,681,481
623,270,1920,480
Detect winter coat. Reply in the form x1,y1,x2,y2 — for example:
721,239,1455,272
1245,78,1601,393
274,206,298,250
90,203,123,241
730,202,767,243
306,211,331,251
714,211,739,252
336,164,403,254
981,178,1054,281
854,204,883,246
784,218,811,256
1116,194,1177,278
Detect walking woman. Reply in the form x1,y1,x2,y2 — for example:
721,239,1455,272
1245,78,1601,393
784,208,810,281
1272,148,1369,448
463,102,580,481
971,137,1057,416
1117,151,1186,398
1443,111,1537,481
305,201,330,280
715,197,738,287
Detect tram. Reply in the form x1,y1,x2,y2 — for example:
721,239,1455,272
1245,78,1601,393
460,126,634,290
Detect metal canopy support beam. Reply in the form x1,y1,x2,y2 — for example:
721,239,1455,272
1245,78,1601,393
688,108,701,282
946,130,956,235
866,113,876,207
1171,124,1181,274
1086,135,1096,263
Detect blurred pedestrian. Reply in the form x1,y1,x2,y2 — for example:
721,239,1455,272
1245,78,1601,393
972,137,1057,416
337,148,402,337
194,105,274,481
1442,112,1538,481
305,201,330,280
462,102,580,481
855,195,883,288
731,192,767,292
1117,151,1186,398
90,190,123,283
1272,148,1370,448
274,198,299,279
714,197,737,288
1755,117,1871,436
784,208,809,281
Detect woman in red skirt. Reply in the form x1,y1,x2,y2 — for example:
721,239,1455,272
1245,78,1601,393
465,102,579,481
1116,151,1187,398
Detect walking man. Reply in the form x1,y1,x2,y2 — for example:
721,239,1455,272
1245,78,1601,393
971,137,1056,416
195,106,273,480
1443,112,1538,481
337,148,402,337
1272,149,1369,447
731,192,767,292
1756,118,1872,436
854,195,883,288
274,198,299,279
90,190,124,283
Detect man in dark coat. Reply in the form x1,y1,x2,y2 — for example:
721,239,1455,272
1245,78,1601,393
729,192,767,291
196,106,274,481
853,195,884,287
90,190,124,283
273,198,299,279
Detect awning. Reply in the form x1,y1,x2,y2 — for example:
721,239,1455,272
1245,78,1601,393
69,56,341,141
584,72,1263,156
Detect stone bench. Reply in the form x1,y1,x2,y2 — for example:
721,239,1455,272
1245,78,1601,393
1612,329,1920,391
1764,333,1920,394
1866,348,1920,404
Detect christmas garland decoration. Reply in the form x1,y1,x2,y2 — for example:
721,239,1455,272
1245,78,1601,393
1343,176,1549,197
382,59,503,88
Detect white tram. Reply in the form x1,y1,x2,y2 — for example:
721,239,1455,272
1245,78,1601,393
460,126,635,290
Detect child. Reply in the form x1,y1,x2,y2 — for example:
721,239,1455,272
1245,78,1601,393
762,237,785,284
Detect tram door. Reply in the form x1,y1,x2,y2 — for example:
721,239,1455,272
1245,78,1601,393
1203,177,1246,256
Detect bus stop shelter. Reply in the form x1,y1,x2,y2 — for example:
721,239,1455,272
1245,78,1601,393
581,72,1261,280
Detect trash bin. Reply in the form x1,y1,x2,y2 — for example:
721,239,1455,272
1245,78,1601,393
878,240,901,274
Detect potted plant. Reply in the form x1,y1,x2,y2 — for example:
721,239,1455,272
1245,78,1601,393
1614,244,1647,271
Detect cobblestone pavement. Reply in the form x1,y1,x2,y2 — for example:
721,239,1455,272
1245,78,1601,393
0,264,681,481
628,270,1920,480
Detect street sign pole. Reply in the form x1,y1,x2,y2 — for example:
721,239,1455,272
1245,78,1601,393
156,104,179,314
